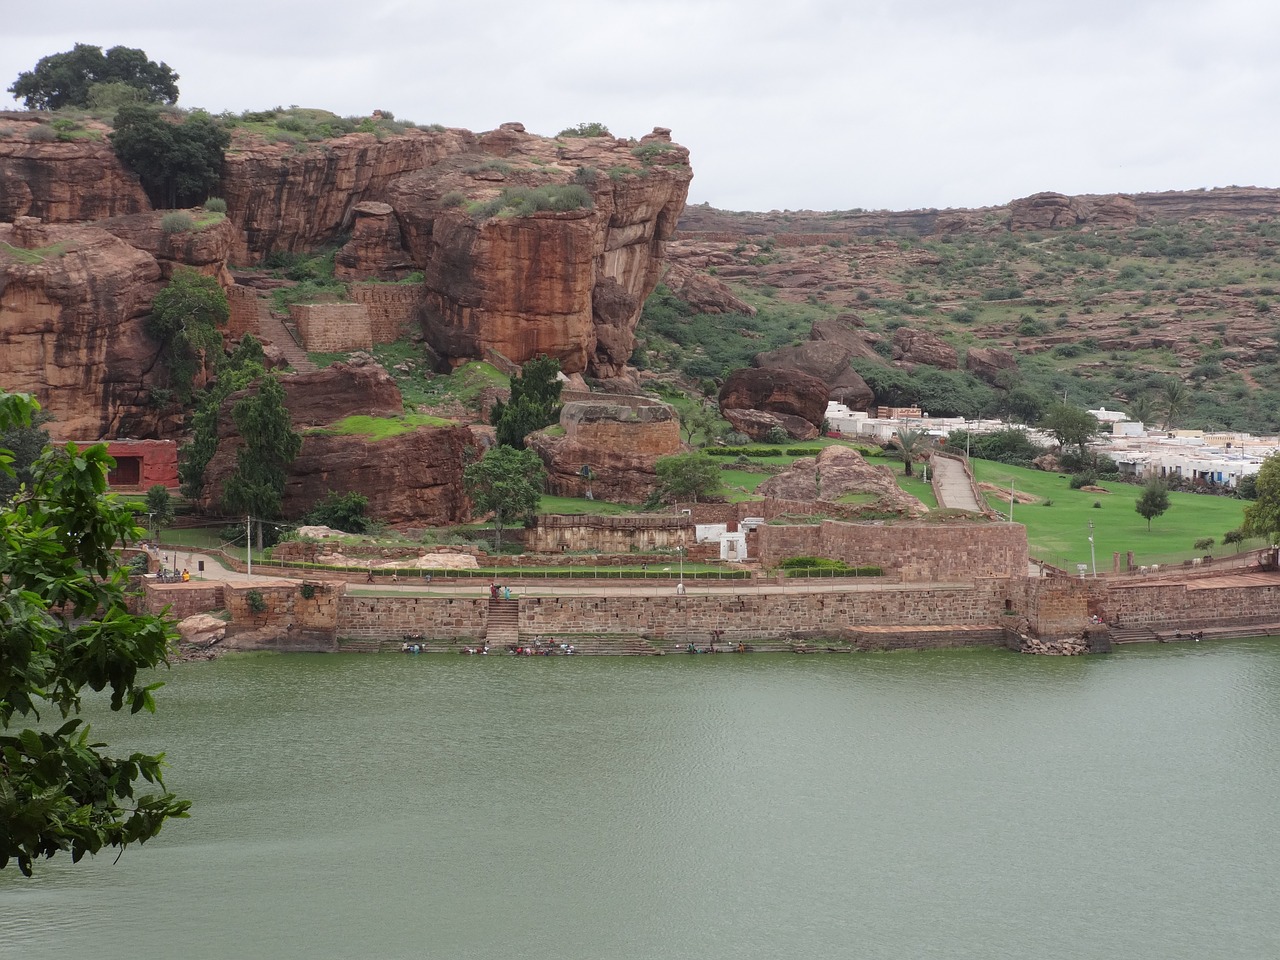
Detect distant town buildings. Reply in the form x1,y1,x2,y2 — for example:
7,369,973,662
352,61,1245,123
825,401,1279,490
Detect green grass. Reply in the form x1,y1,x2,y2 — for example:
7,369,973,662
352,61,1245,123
308,413,454,439
0,240,72,263
971,459,1255,568
538,495,634,516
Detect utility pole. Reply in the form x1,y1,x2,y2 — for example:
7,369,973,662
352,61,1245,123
246,515,252,576
1009,480,1015,522
1088,520,1097,577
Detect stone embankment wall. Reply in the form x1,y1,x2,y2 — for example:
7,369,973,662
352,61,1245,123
292,303,371,352
334,581,1015,643
349,282,422,343
224,581,342,633
226,284,262,339
527,514,694,554
756,521,1028,581
140,582,226,620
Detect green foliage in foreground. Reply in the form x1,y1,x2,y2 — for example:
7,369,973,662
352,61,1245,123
1243,452,1280,543
469,184,593,220
0,392,189,877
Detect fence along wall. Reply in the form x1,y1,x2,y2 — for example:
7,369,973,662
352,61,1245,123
756,521,1029,581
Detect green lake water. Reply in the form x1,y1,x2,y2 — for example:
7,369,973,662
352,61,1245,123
4,642,1280,959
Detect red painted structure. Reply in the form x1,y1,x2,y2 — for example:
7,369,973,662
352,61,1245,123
68,439,180,490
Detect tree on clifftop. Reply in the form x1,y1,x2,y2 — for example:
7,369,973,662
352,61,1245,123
110,105,229,209
0,392,189,877
8,44,179,111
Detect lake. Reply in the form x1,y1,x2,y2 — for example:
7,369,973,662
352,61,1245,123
4,642,1279,959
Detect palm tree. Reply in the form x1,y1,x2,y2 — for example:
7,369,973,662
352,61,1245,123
1127,394,1155,428
1162,379,1191,430
892,427,929,477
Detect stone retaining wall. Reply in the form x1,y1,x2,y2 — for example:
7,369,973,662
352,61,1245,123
349,282,422,343
291,303,371,352
226,284,262,339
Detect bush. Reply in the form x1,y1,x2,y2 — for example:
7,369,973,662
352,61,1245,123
441,190,466,207
245,589,267,614
764,426,789,445
25,124,58,142
469,184,593,219
203,197,227,213
558,122,611,138
1069,473,1096,489
161,211,195,234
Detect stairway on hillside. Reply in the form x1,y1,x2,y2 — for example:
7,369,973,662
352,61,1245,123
256,302,316,374
485,598,520,644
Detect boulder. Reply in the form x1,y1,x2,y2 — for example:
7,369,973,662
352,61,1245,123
334,201,417,280
98,209,236,282
722,408,819,442
753,340,874,411
526,399,682,503
965,346,1019,385
281,357,404,426
177,613,227,647
662,263,757,314
1008,192,1088,231
891,327,958,369
718,367,829,427
809,315,883,363
756,445,927,516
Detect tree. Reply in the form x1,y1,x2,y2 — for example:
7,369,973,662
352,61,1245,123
8,43,179,111
1161,379,1191,430
1192,537,1215,553
0,408,50,502
220,375,302,550
678,403,721,445
463,446,546,548
1242,452,1280,544
0,392,189,877
144,484,174,539
890,427,930,478
1040,403,1098,455
178,337,267,500
491,355,563,448
146,268,230,401
655,452,721,503
302,491,372,535
1135,479,1170,531
1127,394,1156,428
1223,528,1247,553
110,105,229,209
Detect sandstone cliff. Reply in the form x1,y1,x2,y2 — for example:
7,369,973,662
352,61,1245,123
0,217,163,439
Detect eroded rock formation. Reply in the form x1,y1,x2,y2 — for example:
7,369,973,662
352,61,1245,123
0,218,163,439
280,356,404,425
526,398,681,503
718,367,829,431
965,346,1019,385
756,445,927,517
891,327,957,370
753,339,873,410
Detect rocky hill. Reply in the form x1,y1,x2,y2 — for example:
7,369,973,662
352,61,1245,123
652,188,1280,433
0,111,690,438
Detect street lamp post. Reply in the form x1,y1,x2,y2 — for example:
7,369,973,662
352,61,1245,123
1088,520,1097,578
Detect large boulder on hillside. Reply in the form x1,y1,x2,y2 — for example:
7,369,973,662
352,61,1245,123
663,263,757,314
891,327,957,369
527,399,681,503
753,340,874,411
718,367,828,428
722,408,819,442
334,202,417,280
756,445,927,517
280,357,404,426
965,346,1019,385
810,315,883,363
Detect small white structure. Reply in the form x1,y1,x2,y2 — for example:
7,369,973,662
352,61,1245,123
695,523,728,544
720,532,747,562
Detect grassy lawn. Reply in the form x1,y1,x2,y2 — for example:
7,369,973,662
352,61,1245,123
307,413,455,438
971,459,1256,569
538,495,635,516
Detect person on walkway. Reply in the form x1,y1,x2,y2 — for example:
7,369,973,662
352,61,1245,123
676,582,686,595
490,581,498,600
367,569,375,583
181,568,190,582
503,585,511,600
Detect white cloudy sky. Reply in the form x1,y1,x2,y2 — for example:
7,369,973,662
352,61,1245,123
3,1,1277,212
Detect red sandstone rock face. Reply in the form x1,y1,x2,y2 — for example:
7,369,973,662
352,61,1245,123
280,358,404,426
526,399,682,503
662,262,756,314
719,367,829,428
721,408,819,442
753,340,873,410
219,128,476,263
809,315,883,364
756,445,927,517
891,327,957,370
388,124,691,378
202,424,472,526
0,115,149,222
1007,192,1140,231
98,210,235,282
964,346,1019,385
334,202,417,280
0,219,164,439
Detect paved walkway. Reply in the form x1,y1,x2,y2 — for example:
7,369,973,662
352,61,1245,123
929,455,983,512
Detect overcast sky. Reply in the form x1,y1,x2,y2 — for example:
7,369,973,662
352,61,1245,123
4,1,1277,213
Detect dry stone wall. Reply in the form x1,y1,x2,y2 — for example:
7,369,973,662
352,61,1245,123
349,282,423,344
292,303,372,352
